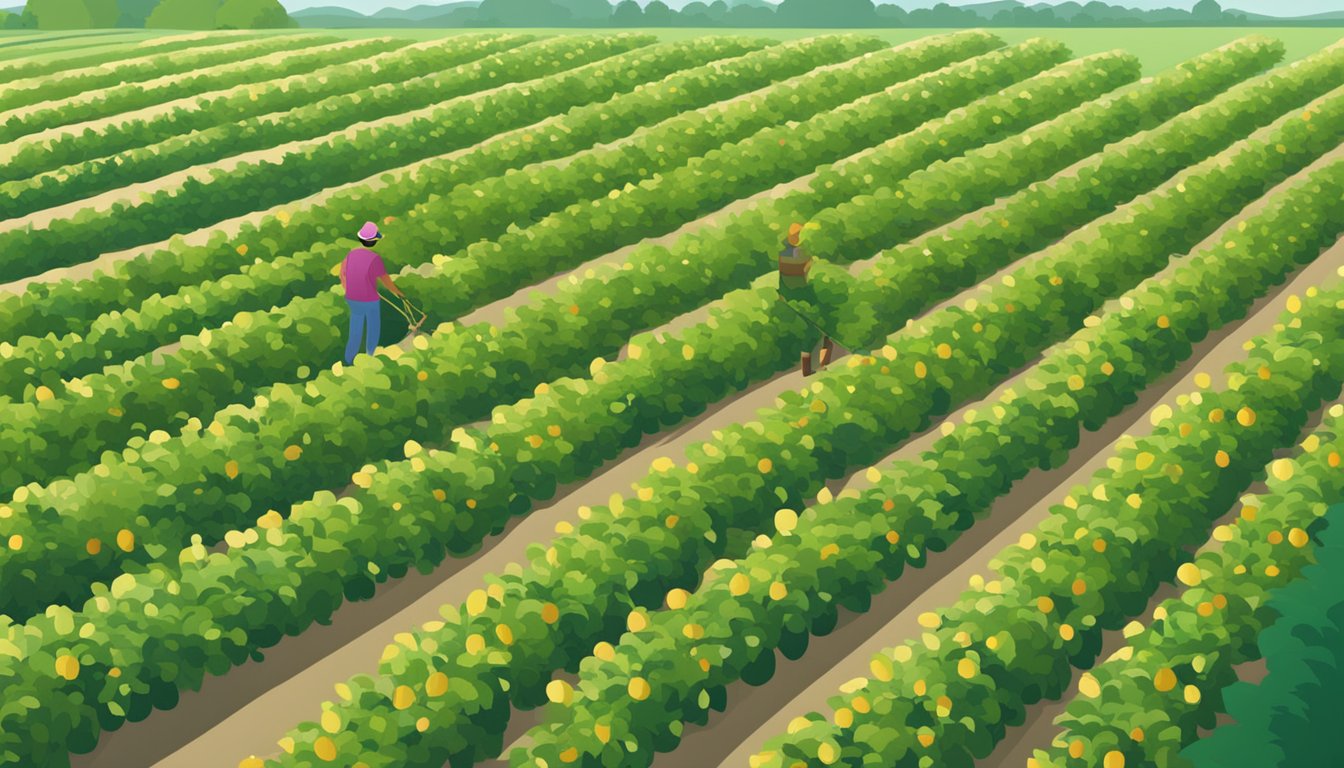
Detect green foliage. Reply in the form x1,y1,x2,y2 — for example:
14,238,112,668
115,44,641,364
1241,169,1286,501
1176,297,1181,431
0,32,1035,620
214,0,293,29
0,35,534,217
1179,503,1344,768
1030,409,1344,768
519,128,1344,768
0,34,893,398
22,0,93,29
756,163,1344,767
0,35,370,129
0,34,662,280
144,0,217,29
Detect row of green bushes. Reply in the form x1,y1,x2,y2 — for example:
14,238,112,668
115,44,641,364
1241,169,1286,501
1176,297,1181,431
0,41,1298,767
4,35,901,345
811,40,1344,351
751,188,1344,768
0,32,344,118
1181,478,1344,768
0,37,1107,621
0,34,768,339
0,33,673,280
0,34,535,217
0,32,929,393
518,146,1344,768
0,30,263,80
263,95,1342,768
0,47,1158,766
0,34,392,145
1032,404,1344,768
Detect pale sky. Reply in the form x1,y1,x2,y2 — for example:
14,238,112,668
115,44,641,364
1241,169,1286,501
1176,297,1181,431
280,0,1344,17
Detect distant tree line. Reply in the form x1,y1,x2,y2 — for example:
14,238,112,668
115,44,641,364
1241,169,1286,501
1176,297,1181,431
2,0,294,29
392,0,1340,28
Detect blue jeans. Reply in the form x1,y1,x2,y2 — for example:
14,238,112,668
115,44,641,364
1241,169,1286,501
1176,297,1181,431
345,300,380,364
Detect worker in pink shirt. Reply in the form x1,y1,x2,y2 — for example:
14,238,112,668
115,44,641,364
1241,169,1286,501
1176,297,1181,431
340,221,404,365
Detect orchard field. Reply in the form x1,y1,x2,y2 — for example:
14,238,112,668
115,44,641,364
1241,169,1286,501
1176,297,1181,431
0,25,1342,768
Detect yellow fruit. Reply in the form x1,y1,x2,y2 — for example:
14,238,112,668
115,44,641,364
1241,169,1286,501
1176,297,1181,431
162,377,180,390
834,708,854,728
769,581,788,601
393,685,415,710
1067,375,1084,391
1135,451,1155,470
239,758,264,768
1157,315,1170,329
547,679,574,706
1104,750,1125,768
559,747,579,763
917,612,941,629
1154,668,1177,692
666,588,690,610
416,717,429,733
85,538,101,555
283,445,302,461
1069,740,1085,758
628,676,651,701
1289,528,1309,548
1078,672,1101,699
1184,684,1201,704
757,458,773,474
541,602,560,624
595,722,612,744
321,710,341,734
627,611,648,633
1177,562,1202,587
1130,727,1145,742
729,573,751,596
426,672,449,698
1037,596,1055,613
225,460,239,479
817,742,838,764
495,623,514,646
466,589,488,617
1215,450,1230,468
774,508,798,535
116,529,135,552
54,654,80,681
957,657,977,679
313,735,337,762
1271,459,1294,482
1237,407,1256,427
34,384,54,402
917,731,935,748
914,361,928,379
1059,623,1076,641
1072,579,1087,596
936,343,952,359
1286,294,1302,313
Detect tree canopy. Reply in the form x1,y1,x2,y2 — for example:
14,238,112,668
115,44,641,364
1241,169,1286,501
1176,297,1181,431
21,0,292,28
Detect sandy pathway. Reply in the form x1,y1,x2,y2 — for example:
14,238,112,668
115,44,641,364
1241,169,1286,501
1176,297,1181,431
697,232,1344,768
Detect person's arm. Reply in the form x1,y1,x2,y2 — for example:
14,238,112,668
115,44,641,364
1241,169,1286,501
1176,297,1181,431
379,273,404,297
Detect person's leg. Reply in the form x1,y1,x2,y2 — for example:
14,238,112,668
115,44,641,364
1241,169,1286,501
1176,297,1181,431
344,301,363,365
364,301,381,356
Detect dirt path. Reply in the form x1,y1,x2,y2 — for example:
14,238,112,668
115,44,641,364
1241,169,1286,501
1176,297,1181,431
696,234,1344,768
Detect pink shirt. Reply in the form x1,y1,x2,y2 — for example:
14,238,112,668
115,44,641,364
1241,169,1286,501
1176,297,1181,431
342,248,386,302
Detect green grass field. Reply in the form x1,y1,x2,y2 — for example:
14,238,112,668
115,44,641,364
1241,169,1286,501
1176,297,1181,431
2,26,1341,73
